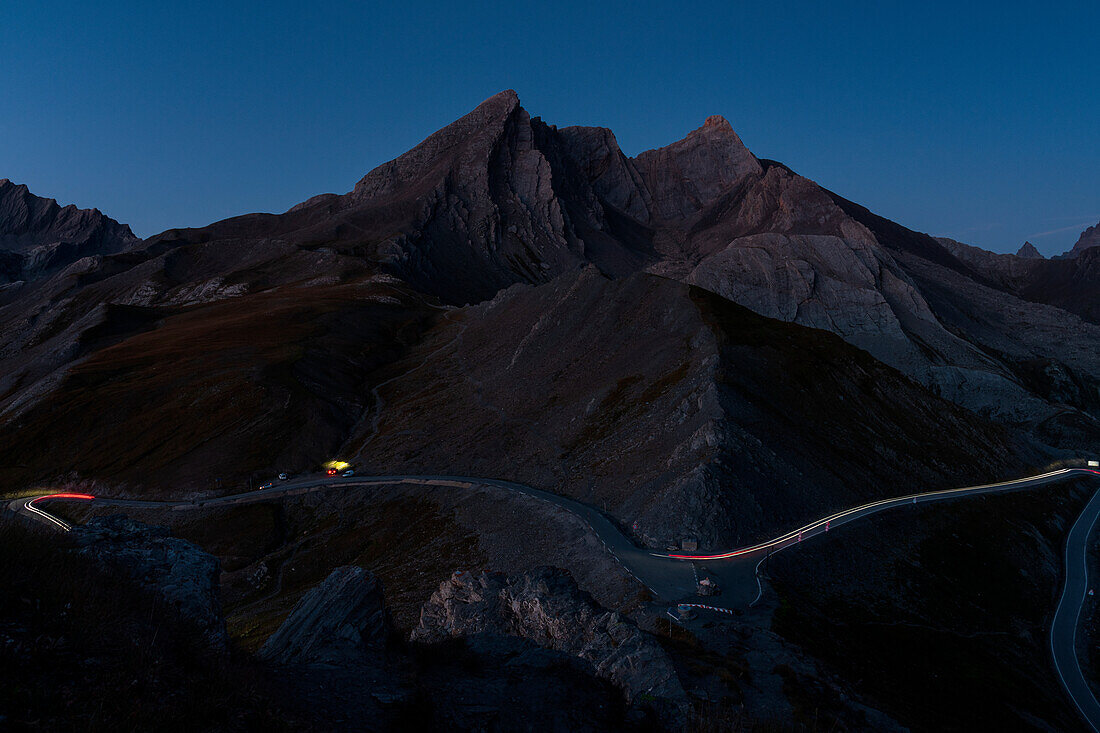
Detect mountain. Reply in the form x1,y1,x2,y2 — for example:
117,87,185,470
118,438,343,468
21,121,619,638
1065,220,1100,258
2,90,1097,730
4,88,1098,503
1017,241,1043,258
936,233,1100,333
0,179,138,284
127,93,1099,440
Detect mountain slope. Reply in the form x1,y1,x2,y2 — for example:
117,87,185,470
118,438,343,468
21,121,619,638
2,89,1095,495
339,267,1038,548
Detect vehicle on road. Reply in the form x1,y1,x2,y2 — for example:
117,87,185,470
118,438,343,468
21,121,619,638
278,473,288,480
260,482,273,489
343,469,354,476
323,460,351,476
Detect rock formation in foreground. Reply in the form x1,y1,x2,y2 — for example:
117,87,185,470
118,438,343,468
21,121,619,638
412,567,688,723
73,514,227,649
259,565,391,667
256,565,638,729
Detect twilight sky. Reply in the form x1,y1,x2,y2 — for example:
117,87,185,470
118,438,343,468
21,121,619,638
2,0,1096,255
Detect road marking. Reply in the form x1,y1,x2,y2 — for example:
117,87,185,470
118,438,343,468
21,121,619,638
655,469,1080,561
1050,486,1100,732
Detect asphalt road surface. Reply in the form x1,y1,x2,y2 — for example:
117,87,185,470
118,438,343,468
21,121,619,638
9,466,1100,728
1052,477,1100,732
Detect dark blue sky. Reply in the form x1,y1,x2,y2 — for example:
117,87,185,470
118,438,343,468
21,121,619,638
2,1,1096,255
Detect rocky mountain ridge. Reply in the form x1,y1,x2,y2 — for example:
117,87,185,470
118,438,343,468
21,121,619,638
0,179,138,283
80,91,1095,447
1066,220,1100,258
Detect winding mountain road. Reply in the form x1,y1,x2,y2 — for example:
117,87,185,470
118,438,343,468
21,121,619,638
8,466,1100,728
1052,478,1100,732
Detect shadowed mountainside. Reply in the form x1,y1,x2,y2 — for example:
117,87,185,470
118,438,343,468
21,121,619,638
1,90,1094,534
3,89,1099,732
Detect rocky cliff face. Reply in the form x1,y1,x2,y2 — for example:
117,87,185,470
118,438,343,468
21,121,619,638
72,515,226,649
412,567,688,722
633,115,763,222
0,179,137,283
259,566,390,667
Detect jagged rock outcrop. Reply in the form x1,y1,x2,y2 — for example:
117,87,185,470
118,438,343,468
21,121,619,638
556,125,654,221
412,567,688,722
0,179,137,282
1066,221,1100,257
1017,241,1044,258
72,515,226,649
259,566,390,667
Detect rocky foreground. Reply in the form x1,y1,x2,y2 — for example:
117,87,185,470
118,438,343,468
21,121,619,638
411,567,689,719
72,514,227,650
260,563,688,728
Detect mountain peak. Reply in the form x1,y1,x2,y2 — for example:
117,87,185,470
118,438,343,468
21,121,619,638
485,88,519,105
350,89,522,202
632,113,761,221
703,114,732,129
1017,241,1044,259
0,178,34,199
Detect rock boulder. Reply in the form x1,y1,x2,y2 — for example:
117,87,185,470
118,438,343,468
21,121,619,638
412,567,688,722
73,514,226,649
259,566,390,667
